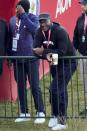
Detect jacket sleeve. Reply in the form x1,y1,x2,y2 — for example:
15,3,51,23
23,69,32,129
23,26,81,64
73,19,79,50
20,13,39,34
7,24,13,56
42,27,70,57
33,29,42,48
5,24,9,55
33,29,44,58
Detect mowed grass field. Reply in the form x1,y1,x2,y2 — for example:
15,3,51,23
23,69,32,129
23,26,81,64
0,119,87,131
0,65,87,131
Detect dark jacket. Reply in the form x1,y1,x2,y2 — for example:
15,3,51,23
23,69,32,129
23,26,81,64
0,19,8,75
8,13,39,56
0,19,8,56
34,22,76,64
73,13,87,55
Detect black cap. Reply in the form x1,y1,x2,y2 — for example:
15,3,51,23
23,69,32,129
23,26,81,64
79,0,87,4
17,0,30,12
39,13,50,21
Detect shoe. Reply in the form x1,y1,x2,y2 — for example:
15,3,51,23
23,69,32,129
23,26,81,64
48,116,58,128
34,112,45,124
15,113,31,122
58,116,66,125
51,124,68,130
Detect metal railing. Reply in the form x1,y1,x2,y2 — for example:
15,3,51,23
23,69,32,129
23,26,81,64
0,56,87,119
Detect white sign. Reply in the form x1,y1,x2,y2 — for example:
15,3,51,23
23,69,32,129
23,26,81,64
55,0,72,18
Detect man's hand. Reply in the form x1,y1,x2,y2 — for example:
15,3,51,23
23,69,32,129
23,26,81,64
46,53,55,65
16,5,25,16
33,46,44,55
47,53,58,65
47,53,52,62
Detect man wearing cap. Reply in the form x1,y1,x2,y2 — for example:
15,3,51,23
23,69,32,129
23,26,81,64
73,0,87,115
33,13,77,130
8,0,45,123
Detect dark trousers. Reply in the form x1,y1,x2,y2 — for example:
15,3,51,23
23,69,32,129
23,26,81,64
14,59,44,113
0,60,3,75
50,61,77,117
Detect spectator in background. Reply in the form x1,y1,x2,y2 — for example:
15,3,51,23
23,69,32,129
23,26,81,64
33,13,77,130
8,0,45,124
73,0,87,115
0,19,8,75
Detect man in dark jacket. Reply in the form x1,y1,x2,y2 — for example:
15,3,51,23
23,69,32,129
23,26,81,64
73,0,87,115
0,19,8,75
33,13,77,130
8,0,45,123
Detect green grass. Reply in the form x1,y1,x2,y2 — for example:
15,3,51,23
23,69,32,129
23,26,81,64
0,119,87,131
0,66,87,130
